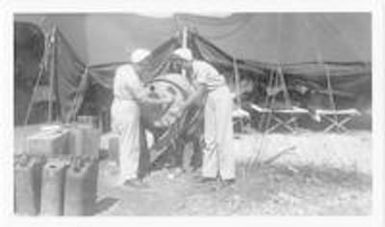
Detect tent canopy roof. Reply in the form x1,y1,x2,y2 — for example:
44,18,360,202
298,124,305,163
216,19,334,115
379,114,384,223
14,13,371,66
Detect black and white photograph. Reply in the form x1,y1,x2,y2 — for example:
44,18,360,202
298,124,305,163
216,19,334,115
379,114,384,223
1,0,385,226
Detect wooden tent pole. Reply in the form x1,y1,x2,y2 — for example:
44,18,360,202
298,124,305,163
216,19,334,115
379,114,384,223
24,25,51,125
261,14,292,132
23,62,45,125
182,26,188,48
48,27,56,123
233,57,243,131
276,14,291,108
277,66,291,107
302,18,338,123
181,26,188,78
233,57,241,107
324,63,337,116
66,67,88,123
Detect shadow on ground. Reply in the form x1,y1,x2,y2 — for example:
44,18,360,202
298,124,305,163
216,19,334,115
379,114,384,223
227,163,372,215
94,197,120,215
96,161,371,216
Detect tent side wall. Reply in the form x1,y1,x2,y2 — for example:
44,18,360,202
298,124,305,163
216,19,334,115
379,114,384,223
14,16,89,124
14,22,49,125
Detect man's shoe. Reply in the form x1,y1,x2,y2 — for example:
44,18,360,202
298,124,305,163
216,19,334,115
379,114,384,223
167,167,184,179
196,177,217,184
221,179,236,187
123,179,149,189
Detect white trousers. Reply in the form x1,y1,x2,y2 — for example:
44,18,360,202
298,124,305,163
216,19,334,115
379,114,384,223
111,99,140,182
202,86,235,180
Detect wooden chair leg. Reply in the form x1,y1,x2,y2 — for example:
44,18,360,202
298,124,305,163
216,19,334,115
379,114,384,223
322,115,354,133
322,115,339,133
335,117,353,132
266,115,297,133
285,117,298,132
266,115,284,133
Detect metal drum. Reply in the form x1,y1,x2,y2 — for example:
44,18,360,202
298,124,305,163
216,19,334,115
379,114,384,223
140,73,204,161
140,73,196,129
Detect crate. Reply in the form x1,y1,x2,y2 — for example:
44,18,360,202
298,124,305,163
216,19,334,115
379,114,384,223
27,128,69,157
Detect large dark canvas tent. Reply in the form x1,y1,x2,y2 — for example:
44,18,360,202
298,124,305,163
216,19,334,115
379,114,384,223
14,13,371,128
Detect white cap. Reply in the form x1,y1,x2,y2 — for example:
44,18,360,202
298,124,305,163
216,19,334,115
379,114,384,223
131,48,151,63
173,48,193,61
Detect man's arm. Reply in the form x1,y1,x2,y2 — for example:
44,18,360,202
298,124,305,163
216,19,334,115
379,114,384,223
133,88,174,105
169,84,206,119
180,84,206,110
117,65,173,105
154,84,206,127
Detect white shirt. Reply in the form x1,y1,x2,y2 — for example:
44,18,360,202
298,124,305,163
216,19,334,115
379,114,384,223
113,64,144,101
192,60,226,91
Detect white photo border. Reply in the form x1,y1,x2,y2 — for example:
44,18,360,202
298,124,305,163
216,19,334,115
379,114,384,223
0,0,383,227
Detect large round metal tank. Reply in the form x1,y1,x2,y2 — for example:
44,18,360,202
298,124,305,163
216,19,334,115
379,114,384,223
140,73,196,129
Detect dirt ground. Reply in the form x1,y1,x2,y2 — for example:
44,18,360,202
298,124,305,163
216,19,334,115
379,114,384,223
14,126,372,216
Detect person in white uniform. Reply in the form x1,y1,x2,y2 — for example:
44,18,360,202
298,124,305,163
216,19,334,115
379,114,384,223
111,49,172,188
170,48,236,186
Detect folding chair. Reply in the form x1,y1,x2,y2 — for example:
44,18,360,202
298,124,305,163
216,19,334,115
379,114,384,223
250,104,309,133
314,109,361,133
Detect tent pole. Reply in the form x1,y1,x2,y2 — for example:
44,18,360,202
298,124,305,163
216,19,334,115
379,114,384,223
277,66,291,108
48,27,56,123
23,25,51,126
233,57,243,131
173,14,181,35
23,62,45,125
261,14,293,133
302,18,338,126
233,57,241,107
66,67,88,123
182,26,188,48
181,26,188,78
324,63,338,122
259,69,274,132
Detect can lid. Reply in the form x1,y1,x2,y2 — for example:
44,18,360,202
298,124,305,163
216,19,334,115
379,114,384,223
15,153,30,167
40,124,62,132
44,158,67,170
